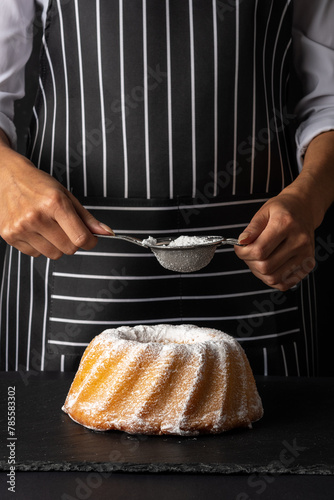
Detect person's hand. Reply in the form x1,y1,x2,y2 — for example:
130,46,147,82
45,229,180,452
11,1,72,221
234,189,317,291
0,136,113,259
234,129,334,291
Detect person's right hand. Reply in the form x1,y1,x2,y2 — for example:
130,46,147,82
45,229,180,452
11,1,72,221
0,133,113,259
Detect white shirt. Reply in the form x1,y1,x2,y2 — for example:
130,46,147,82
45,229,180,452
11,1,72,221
0,0,334,170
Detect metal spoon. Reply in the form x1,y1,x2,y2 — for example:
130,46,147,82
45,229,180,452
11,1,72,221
94,234,243,273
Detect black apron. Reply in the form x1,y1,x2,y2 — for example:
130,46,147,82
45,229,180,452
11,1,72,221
0,0,318,376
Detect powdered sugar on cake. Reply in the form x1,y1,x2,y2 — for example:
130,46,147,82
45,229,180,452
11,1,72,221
62,324,263,435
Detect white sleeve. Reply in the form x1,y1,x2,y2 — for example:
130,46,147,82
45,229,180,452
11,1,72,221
0,0,37,149
293,0,334,169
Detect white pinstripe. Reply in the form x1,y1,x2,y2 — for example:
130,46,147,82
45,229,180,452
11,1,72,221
42,33,57,177
49,340,91,347
263,0,274,193
105,223,247,234
27,103,40,371
84,197,270,211
293,341,300,377
311,272,318,374
188,0,196,198
39,28,58,371
166,0,173,199
51,287,277,303
5,246,13,371
238,328,300,342
300,279,310,376
307,274,316,375
52,268,251,280
270,0,291,191
119,0,129,198
263,347,268,376
15,252,21,371
212,0,218,197
30,108,40,162
143,0,151,199
74,0,87,195
280,39,293,185
232,0,240,196
26,257,34,370
250,0,259,194
0,248,8,364
56,0,70,190
75,247,239,257
60,354,65,372
96,0,108,197
40,258,50,371
49,306,297,326
37,77,47,170
74,251,156,258
48,327,301,347
281,344,288,376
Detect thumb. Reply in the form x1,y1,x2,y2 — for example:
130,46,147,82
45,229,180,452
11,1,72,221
83,212,115,235
238,211,268,244
91,220,115,235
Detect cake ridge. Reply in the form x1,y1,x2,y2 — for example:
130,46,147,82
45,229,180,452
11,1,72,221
62,324,264,435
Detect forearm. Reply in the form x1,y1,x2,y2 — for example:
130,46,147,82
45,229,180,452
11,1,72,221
0,128,35,187
282,131,334,230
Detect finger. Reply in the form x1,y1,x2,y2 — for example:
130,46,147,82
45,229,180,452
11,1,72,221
18,233,64,260
239,227,315,277
67,192,114,236
5,215,81,257
236,228,287,263
249,256,313,290
270,267,309,291
242,238,309,277
236,212,292,261
11,237,63,260
280,268,309,289
34,220,82,255
237,210,269,245
11,241,42,258
280,259,315,286
51,195,99,250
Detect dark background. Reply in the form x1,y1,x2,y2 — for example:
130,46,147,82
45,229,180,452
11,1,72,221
1,18,334,376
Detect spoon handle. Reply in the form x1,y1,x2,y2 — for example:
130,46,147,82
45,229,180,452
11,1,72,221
219,238,244,246
93,234,145,247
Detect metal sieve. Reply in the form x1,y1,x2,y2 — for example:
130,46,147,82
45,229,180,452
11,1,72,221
95,234,243,272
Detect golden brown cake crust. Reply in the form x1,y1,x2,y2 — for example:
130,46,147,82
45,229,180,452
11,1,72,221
62,324,263,435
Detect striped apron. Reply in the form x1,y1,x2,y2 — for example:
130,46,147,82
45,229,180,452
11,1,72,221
0,0,318,376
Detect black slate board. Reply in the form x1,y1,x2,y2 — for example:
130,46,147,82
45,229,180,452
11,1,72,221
0,372,333,474
4,472,334,500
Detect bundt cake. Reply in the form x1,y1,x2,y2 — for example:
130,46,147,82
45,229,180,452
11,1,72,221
62,324,263,435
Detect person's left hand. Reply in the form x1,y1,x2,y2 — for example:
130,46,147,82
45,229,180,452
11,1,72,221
234,190,317,291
